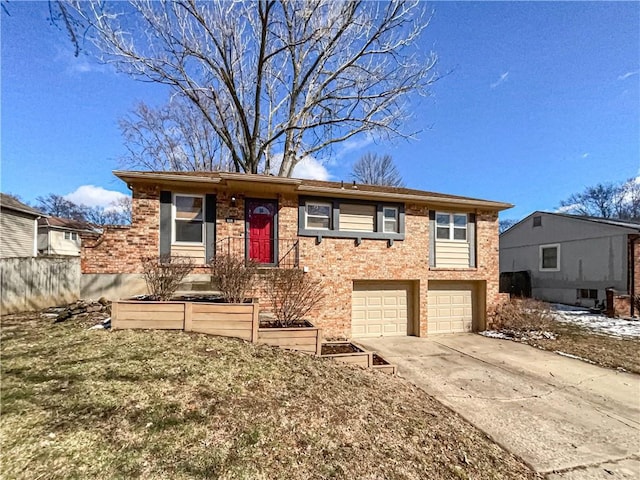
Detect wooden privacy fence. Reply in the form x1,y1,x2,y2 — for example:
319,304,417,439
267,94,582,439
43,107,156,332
1,256,80,314
111,299,322,354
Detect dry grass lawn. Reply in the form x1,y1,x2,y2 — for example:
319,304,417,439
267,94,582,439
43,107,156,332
1,312,539,480
520,321,640,374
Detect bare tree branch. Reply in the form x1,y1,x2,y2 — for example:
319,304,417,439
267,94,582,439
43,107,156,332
64,0,438,176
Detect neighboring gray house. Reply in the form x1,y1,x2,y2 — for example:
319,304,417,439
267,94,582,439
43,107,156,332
500,211,640,308
38,216,100,256
0,194,47,258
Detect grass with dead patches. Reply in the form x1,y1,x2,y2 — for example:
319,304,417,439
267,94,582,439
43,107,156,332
1,312,539,480
491,299,640,373
521,321,640,374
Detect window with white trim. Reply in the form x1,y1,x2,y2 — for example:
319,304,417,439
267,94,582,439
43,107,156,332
436,212,467,241
64,231,78,241
305,202,332,230
539,244,560,271
383,207,398,233
173,194,204,243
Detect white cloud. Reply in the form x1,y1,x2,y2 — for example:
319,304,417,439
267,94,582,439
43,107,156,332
581,153,589,159
618,71,639,81
334,133,375,161
555,203,580,214
292,156,330,181
490,71,509,89
65,185,128,208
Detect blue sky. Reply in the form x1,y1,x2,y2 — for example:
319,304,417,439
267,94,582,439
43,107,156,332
1,1,638,220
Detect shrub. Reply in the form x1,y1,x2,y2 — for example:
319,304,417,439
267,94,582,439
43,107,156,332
491,298,553,332
264,269,325,327
210,254,258,303
141,255,194,301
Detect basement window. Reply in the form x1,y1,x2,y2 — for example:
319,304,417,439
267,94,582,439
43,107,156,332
577,289,598,300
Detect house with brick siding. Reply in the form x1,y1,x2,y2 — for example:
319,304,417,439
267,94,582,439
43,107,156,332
81,171,511,339
500,211,640,315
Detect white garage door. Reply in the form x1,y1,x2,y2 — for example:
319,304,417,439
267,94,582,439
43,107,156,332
427,283,474,334
352,282,411,337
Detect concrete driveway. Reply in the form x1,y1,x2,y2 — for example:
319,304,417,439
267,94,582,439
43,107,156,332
357,334,640,479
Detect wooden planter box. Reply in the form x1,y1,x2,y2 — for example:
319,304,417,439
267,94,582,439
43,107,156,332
111,299,259,342
371,353,397,375
257,322,322,356
320,342,373,368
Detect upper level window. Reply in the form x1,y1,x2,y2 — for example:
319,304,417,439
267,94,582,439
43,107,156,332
436,213,467,241
539,244,560,271
533,216,542,227
299,198,404,240
305,202,331,230
383,207,398,233
64,231,78,241
173,194,204,243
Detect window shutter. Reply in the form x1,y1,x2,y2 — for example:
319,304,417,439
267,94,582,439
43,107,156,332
468,213,476,268
159,191,172,257
429,210,436,267
205,194,216,263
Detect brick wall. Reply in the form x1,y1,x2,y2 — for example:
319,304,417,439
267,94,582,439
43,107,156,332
82,183,504,338
82,185,160,274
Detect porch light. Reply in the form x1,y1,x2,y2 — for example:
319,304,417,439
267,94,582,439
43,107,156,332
230,195,237,207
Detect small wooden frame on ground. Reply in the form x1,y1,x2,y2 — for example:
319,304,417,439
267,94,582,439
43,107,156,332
371,353,398,375
321,341,373,368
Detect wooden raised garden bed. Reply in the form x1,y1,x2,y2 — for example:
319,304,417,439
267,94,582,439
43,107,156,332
257,320,322,356
320,342,373,368
371,353,397,375
111,299,259,342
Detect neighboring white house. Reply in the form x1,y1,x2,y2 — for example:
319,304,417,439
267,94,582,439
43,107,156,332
0,193,47,258
500,211,640,308
38,216,101,256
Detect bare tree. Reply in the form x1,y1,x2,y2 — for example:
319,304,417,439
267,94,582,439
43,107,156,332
119,97,231,172
65,0,438,176
351,153,404,186
499,218,519,233
558,178,640,221
35,194,87,220
36,193,131,225
83,197,132,226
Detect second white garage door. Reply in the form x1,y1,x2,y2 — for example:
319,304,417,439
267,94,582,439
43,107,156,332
427,283,474,334
352,282,411,338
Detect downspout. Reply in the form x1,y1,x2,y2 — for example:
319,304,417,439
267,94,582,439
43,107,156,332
629,235,638,317
33,217,39,256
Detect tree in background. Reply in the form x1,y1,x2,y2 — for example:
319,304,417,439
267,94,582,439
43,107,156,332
499,218,519,233
35,194,87,220
558,178,640,221
119,98,232,172
351,153,404,187
35,194,131,225
63,0,438,176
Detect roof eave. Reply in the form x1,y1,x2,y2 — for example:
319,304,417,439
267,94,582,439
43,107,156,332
296,185,513,211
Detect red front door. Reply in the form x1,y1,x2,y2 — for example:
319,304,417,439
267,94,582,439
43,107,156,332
247,200,276,264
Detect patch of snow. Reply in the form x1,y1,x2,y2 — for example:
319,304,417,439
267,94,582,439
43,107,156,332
554,351,596,364
550,304,640,338
480,330,512,340
89,317,111,330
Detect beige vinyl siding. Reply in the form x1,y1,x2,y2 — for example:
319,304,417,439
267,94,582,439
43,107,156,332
435,240,470,268
171,244,206,263
339,204,375,232
0,210,36,258
48,230,81,256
